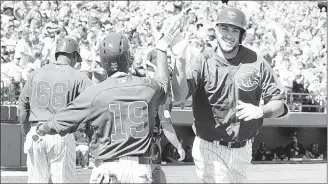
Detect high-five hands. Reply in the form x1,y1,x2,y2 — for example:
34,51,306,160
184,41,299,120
236,100,264,121
156,15,184,52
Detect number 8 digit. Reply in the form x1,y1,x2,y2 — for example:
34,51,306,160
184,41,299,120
52,82,68,108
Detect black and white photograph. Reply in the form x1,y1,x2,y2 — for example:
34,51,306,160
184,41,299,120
0,1,327,183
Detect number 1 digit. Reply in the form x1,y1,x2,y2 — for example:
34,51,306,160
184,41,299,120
109,104,127,141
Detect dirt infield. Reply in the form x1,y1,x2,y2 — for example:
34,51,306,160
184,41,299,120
1,164,327,183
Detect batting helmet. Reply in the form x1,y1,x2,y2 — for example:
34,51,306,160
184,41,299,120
99,33,131,73
55,37,82,62
216,7,247,31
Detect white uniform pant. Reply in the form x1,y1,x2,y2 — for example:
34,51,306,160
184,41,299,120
192,136,253,183
89,156,152,183
24,126,76,183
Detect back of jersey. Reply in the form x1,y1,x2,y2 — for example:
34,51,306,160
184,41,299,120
27,64,92,121
87,75,166,161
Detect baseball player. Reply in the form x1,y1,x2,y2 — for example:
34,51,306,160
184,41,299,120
35,16,183,183
171,7,289,183
18,37,93,183
150,67,186,184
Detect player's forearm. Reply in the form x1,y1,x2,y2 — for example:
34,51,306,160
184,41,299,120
262,100,287,118
40,118,70,136
172,60,189,103
155,49,169,86
19,108,30,137
162,121,183,150
18,89,31,136
41,115,80,136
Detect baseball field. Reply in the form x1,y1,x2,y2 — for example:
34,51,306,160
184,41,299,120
1,163,326,183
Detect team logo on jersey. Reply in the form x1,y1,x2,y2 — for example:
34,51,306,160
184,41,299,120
228,11,237,20
235,65,260,91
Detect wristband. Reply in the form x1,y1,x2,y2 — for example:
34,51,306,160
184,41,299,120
156,40,169,52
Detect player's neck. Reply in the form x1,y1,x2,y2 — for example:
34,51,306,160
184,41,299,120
110,71,129,78
55,56,71,65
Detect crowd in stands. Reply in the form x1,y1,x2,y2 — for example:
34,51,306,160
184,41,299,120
1,1,327,110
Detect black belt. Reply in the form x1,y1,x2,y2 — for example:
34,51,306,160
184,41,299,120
103,156,152,165
218,140,248,148
206,138,253,148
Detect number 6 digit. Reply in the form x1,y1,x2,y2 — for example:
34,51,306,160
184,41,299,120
36,81,51,107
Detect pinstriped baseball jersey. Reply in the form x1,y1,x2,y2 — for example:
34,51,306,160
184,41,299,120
19,63,93,122
186,46,288,142
19,63,93,183
40,75,168,161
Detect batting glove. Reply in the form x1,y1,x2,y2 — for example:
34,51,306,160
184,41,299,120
236,100,264,121
156,15,183,52
171,32,193,60
36,122,46,136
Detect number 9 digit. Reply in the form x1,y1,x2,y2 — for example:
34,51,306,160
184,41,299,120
129,101,149,138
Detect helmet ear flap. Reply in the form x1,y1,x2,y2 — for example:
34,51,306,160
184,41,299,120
239,30,246,44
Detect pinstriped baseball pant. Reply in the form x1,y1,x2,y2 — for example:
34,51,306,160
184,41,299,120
89,156,152,183
192,136,253,183
24,126,76,183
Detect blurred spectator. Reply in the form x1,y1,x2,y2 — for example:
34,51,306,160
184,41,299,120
289,128,298,137
33,50,42,69
90,53,107,84
305,143,324,159
302,95,320,112
292,69,307,93
184,145,193,162
14,31,33,68
254,142,273,161
0,1,326,108
272,146,288,161
284,136,306,160
25,5,42,30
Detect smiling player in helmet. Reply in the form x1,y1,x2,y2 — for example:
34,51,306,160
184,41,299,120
172,7,289,183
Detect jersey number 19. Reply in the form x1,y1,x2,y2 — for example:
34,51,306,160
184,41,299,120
109,101,149,142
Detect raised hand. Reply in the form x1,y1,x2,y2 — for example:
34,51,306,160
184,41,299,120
156,15,184,52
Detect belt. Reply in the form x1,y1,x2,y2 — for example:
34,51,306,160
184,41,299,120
103,156,152,165
218,140,248,148
206,138,254,149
